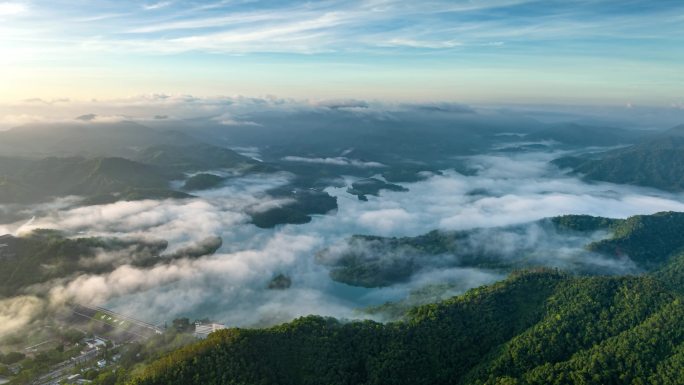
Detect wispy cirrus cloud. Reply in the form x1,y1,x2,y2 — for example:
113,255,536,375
282,156,386,168
6,0,684,55
1,1,683,104
143,1,172,11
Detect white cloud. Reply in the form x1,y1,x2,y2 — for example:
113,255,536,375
0,296,43,338
4,101,684,330
282,156,386,168
379,38,462,49
358,208,413,234
143,1,172,11
0,2,26,16
23,149,684,327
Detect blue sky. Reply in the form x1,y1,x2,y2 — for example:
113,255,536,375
0,0,682,104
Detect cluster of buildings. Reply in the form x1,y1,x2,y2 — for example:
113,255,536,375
82,338,107,351
194,322,226,339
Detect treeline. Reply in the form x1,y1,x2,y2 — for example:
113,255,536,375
100,211,684,385
0,229,167,297
317,211,684,288
125,268,684,385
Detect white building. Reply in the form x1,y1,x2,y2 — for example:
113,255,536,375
83,338,107,350
194,322,226,339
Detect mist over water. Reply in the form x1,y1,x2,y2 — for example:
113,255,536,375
5,149,684,327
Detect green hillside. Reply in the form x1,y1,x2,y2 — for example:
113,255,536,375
0,230,223,299
0,123,273,204
346,178,409,201
117,211,684,385
249,188,338,228
182,173,225,191
525,123,641,147
553,127,684,191
0,122,190,158
0,156,179,204
587,211,684,269
127,269,684,385
135,144,267,173
0,230,167,297
315,213,654,288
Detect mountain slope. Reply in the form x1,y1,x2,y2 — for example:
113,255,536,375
525,122,642,147
128,270,684,385
316,212,684,288
0,121,190,158
0,230,223,299
129,270,565,385
134,144,266,173
553,125,684,191
0,156,178,204
120,211,684,385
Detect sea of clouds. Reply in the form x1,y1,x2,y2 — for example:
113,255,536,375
3,147,684,336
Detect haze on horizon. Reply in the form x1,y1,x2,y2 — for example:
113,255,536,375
0,0,683,106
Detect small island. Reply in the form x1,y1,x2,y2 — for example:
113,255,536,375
267,274,292,290
346,178,408,201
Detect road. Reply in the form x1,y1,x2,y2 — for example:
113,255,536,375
32,349,99,385
30,305,165,384
71,304,164,340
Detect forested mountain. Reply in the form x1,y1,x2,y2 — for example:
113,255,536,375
553,124,684,191
0,230,221,298
0,156,174,204
315,212,684,287
127,269,684,385
134,144,266,173
0,156,178,204
100,211,684,385
525,122,642,147
0,121,189,158
0,124,270,205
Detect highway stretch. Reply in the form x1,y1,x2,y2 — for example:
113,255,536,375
71,304,164,340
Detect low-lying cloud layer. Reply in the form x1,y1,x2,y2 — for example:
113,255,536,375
0,296,44,337
3,148,684,333
3,95,684,132
282,156,385,168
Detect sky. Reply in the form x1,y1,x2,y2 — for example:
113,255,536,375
0,0,683,105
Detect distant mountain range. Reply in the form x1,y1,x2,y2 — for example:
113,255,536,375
0,156,176,204
553,124,684,191
525,122,643,147
316,212,684,287
0,229,221,298
0,122,267,205
0,121,189,158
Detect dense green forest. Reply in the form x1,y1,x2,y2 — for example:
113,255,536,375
133,144,266,174
525,122,642,147
0,144,267,205
346,178,409,201
182,173,226,191
0,230,224,298
0,156,179,204
126,269,684,385
77,211,684,385
249,188,338,228
552,125,684,191
316,212,684,287
0,153,340,226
